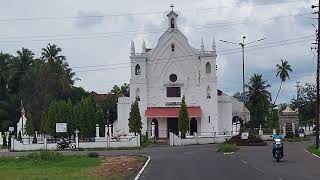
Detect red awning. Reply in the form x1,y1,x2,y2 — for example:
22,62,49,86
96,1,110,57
145,107,201,118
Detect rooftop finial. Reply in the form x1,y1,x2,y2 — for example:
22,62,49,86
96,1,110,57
142,40,146,53
170,4,174,11
200,37,204,52
130,40,135,55
212,37,216,55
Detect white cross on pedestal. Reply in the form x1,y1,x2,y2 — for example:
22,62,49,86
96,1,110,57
74,129,79,137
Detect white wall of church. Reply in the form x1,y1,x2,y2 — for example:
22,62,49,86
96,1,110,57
218,95,233,133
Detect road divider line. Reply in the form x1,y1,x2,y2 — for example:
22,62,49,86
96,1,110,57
134,156,151,180
241,160,248,164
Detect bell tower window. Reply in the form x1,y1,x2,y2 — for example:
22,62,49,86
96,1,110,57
135,64,141,75
171,18,175,28
206,62,211,74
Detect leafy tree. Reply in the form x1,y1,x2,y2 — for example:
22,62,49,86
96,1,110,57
25,113,34,136
233,91,241,99
274,60,292,104
40,112,50,135
128,98,142,136
245,74,271,128
290,83,316,124
266,109,279,129
178,96,189,138
278,103,287,112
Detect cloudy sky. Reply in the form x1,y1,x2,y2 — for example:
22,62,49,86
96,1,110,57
0,0,316,103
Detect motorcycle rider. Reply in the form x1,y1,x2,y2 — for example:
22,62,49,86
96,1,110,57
272,131,285,158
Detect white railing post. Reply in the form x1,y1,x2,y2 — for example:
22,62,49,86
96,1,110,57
11,136,14,151
214,132,216,143
105,125,108,138
44,137,47,150
74,129,79,149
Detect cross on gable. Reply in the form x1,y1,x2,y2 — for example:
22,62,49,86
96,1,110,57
170,4,174,11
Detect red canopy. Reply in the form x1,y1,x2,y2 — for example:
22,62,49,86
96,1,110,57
145,107,201,118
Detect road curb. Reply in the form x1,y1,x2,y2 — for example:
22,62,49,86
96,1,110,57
134,155,151,180
305,150,320,159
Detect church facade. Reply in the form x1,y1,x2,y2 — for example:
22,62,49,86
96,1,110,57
115,9,247,138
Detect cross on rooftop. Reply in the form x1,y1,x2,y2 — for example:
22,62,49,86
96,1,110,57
170,4,174,11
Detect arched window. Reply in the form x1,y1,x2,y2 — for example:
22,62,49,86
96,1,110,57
171,18,175,28
206,62,211,74
207,86,211,99
136,88,140,101
135,64,141,75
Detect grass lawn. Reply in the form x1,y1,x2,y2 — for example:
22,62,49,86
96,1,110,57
285,137,310,142
307,145,320,157
0,151,145,180
217,143,239,153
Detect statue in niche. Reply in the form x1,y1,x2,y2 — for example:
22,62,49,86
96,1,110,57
171,18,175,28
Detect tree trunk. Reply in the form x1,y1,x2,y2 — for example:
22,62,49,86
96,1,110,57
274,81,283,105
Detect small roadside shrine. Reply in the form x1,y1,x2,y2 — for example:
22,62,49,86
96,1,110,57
278,107,299,136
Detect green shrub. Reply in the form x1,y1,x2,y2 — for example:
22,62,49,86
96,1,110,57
87,152,99,158
217,143,239,153
2,135,7,147
24,151,63,162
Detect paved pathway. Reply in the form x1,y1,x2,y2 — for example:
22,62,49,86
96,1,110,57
1,141,319,180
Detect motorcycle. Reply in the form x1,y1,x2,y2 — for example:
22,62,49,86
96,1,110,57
272,138,284,162
57,138,76,150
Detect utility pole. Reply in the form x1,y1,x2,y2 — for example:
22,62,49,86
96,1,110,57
220,36,265,123
312,1,320,149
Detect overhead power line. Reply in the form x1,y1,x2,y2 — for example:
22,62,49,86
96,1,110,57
0,0,310,22
72,35,313,73
0,13,311,43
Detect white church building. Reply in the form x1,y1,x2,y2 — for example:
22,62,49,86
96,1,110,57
115,9,249,138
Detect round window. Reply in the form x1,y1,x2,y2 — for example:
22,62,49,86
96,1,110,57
169,74,177,82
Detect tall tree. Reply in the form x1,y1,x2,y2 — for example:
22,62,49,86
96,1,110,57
178,96,189,138
246,74,271,128
25,113,34,136
128,98,142,136
274,59,292,104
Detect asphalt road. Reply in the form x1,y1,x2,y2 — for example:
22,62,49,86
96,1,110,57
139,141,320,180
1,141,319,180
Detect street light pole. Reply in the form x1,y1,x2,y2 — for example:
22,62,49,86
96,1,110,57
241,36,246,96
220,36,265,124
312,2,320,149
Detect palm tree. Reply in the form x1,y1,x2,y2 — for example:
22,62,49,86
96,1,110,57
41,43,74,85
274,59,292,104
41,43,66,63
246,74,271,127
16,48,34,70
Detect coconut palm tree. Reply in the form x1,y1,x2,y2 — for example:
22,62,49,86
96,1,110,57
16,48,34,71
246,74,271,127
274,59,292,104
41,43,66,63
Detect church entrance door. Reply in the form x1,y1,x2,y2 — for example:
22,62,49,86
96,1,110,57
167,118,179,137
190,118,197,135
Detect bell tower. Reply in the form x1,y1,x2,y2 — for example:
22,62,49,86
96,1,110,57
167,4,178,29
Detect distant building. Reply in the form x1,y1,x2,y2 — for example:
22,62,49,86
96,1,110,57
114,8,249,138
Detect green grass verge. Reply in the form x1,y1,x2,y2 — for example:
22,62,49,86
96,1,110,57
307,145,320,157
0,151,105,180
217,143,239,153
285,137,310,142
